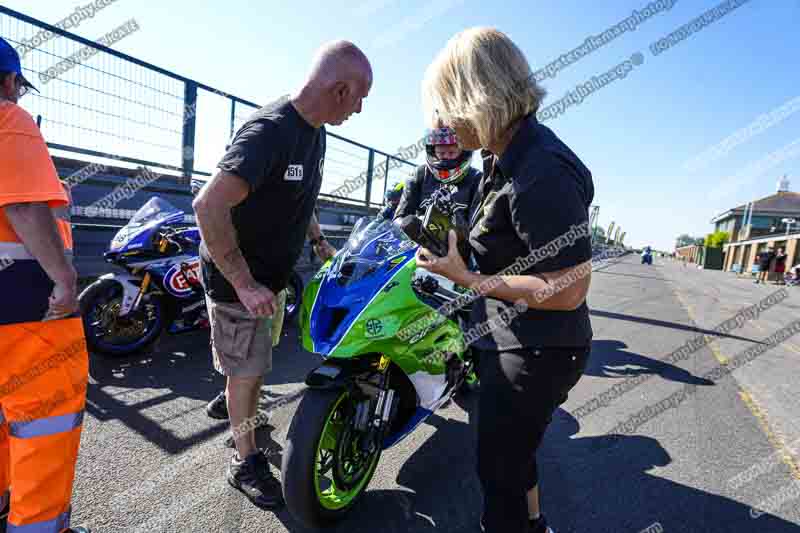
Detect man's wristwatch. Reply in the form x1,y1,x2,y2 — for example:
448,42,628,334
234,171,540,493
310,235,327,247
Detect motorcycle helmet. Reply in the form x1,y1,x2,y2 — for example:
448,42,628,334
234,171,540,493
424,126,473,185
385,180,404,205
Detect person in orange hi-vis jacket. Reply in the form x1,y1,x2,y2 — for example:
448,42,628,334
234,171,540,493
0,37,91,533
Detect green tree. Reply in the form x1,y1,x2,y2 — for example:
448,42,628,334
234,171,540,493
675,234,697,247
704,230,729,248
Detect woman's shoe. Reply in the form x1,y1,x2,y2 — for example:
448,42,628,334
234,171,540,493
479,514,554,532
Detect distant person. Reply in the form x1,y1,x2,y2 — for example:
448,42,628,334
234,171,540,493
790,264,800,286
193,40,371,510
378,181,404,220
393,126,481,224
755,247,775,284
774,247,787,285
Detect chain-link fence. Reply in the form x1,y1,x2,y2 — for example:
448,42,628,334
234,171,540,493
1,5,416,208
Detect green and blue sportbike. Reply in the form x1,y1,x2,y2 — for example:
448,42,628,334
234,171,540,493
281,207,478,529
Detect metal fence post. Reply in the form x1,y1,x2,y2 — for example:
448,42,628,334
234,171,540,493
182,82,198,181
383,155,391,199
229,99,236,140
365,150,374,208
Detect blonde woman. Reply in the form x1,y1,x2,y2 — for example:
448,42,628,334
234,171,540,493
416,28,595,533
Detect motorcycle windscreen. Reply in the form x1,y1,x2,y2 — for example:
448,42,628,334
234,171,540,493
109,197,185,252
308,219,416,355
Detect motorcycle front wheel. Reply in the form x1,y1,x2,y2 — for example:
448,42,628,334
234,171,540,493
282,388,382,529
79,278,164,356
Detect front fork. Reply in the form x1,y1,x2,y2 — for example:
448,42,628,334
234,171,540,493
353,355,396,452
130,271,152,313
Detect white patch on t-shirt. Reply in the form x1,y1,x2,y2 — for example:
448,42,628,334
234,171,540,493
285,164,303,181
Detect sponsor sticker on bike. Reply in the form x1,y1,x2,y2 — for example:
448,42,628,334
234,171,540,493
164,259,201,298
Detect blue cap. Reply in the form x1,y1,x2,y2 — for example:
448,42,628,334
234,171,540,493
0,37,38,93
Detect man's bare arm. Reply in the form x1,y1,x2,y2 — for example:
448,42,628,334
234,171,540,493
4,202,75,285
5,201,78,318
192,170,254,290
306,208,337,261
306,211,322,241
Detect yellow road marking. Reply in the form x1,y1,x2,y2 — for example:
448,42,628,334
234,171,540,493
707,342,729,365
749,321,800,355
672,290,800,485
739,390,800,481
673,290,728,364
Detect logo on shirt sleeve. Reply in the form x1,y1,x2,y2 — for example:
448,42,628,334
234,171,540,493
285,164,303,181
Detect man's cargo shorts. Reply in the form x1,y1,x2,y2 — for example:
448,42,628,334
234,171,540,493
205,290,286,377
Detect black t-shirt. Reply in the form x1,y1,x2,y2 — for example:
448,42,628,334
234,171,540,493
758,251,775,268
200,95,325,302
394,163,481,223
468,113,595,351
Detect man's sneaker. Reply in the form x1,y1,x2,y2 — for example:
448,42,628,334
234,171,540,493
206,391,229,420
224,410,272,448
530,514,554,533
227,450,285,509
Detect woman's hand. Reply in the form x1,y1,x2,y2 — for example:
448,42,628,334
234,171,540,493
415,230,469,282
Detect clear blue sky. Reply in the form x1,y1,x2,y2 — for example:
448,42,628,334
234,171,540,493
5,0,798,251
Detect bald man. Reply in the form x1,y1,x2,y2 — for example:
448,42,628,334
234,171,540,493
193,40,372,510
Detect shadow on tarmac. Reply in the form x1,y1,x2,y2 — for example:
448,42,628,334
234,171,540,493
82,315,798,532
584,339,715,387
85,322,318,455
264,401,800,533
592,270,672,282
589,310,765,344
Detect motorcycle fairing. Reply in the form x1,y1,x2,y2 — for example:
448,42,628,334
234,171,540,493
308,248,416,356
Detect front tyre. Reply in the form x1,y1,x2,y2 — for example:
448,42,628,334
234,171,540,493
79,278,164,357
282,388,382,529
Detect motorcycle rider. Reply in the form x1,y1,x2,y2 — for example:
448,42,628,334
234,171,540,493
393,126,481,226
378,181,404,220
395,126,482,388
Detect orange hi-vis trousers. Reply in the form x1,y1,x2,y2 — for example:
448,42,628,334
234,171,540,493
0,317,88,533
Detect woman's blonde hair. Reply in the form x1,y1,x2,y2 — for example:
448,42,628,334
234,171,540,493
421,27,546,147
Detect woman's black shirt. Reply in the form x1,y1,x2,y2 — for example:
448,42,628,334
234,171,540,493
467,113,595,351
